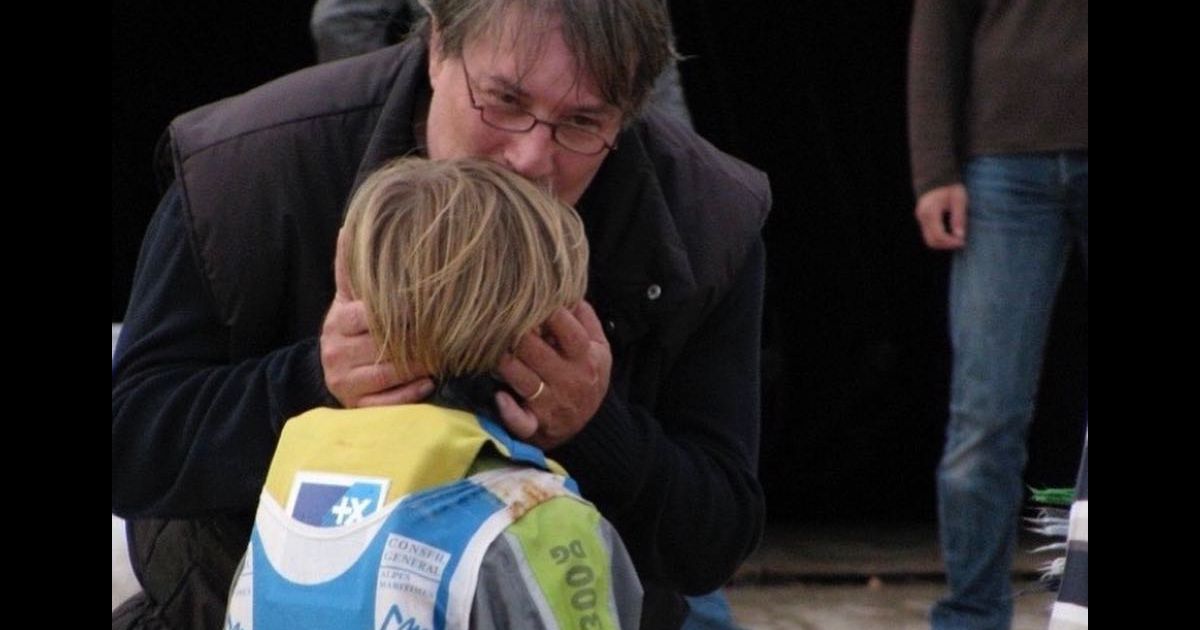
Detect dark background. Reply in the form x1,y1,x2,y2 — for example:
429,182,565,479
112,0,1088,524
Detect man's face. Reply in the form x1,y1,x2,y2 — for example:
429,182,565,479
425,16,622,206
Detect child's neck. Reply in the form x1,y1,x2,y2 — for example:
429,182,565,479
428,374,515,422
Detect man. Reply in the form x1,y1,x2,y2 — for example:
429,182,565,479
112,1,769,628
908,1,1087,628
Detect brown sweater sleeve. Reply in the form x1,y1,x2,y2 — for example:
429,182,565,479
907,0,977,196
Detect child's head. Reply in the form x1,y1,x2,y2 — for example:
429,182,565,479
342,157,588,379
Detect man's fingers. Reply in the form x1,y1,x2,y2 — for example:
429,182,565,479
914,184,968,250
357,377,435,408
947,194,968,240
920,216,950,248
513,331,564,373
574,300,607,343
323,330,380,368
496,391,538,440
545,307,590,359
497,354,547,402
343,363,406,403
327,300,371,336
916,203,957,249
340,362,432,408
334,227,354,301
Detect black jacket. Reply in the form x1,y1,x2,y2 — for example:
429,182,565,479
113,38,769,628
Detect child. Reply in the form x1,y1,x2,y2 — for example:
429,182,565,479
224,158,640,629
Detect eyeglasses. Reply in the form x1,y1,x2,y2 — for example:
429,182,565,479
462,63,618,156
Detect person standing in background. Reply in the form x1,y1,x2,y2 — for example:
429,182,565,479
908,1,1087,627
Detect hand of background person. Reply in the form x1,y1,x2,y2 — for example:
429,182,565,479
915,183,968,249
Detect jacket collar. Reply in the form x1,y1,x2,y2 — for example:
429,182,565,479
353,38,430,193
577,124,697,311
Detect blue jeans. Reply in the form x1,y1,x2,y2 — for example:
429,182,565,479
683,590,740,630
932,153,1088,630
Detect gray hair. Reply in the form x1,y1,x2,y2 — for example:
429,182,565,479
416,0,675,118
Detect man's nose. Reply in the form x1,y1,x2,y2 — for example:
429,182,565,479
503,121,557,183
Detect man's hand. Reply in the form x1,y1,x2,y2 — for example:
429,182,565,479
914,183,968,249
495,301,612,450
320,229,433,408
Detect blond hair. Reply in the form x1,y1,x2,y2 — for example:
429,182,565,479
343,158,588,378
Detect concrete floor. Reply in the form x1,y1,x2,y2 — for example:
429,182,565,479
727,581,1053,630
724,524,1056,629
